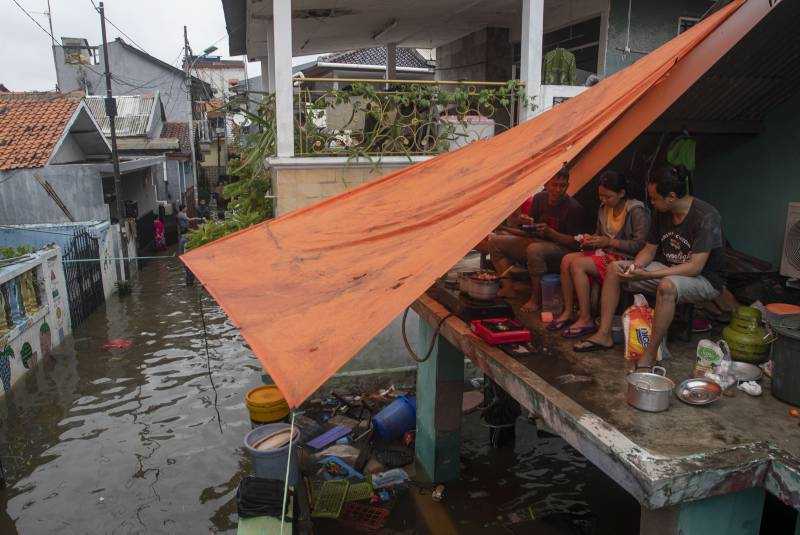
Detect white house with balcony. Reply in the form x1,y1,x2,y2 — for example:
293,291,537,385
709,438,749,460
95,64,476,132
221,0,716,215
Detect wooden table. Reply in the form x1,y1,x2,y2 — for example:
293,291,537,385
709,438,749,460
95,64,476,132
412,292,800,535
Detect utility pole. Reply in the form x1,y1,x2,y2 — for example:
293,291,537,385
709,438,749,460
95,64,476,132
98,2,128,279
45,0,54,44
184,26,199,208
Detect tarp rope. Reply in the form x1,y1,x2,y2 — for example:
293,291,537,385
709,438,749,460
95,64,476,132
280,410,296,535
401,307,454,363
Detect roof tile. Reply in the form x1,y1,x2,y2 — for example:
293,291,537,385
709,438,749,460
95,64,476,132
0,93,79,171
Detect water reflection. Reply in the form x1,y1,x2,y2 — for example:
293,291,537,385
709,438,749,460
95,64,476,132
0,256,260,533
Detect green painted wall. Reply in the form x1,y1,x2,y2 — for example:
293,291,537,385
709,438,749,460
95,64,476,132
695,90,800,266
605,0,710,75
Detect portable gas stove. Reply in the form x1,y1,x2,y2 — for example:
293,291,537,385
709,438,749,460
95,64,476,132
428,280,513,322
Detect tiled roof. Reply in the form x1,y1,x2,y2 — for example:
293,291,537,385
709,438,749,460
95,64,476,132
0,93,79,171
85,93,157,137
160,122,191,154
320,47,431,69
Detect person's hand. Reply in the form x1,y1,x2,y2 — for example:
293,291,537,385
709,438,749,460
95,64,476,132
534,223,552,238
583,235,611,248
618,264,650,281
518,214,534,225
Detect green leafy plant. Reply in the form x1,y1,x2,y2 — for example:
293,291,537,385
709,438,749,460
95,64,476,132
186,95,276,251
0,245,34,260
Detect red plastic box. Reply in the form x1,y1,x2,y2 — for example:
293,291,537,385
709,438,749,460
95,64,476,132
470,318,532,345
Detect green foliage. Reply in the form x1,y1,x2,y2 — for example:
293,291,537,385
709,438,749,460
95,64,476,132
186,95,276,251
0,245,34,259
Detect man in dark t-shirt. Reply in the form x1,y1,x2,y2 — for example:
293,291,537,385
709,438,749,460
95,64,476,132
575,167,724,368
488,167,586,312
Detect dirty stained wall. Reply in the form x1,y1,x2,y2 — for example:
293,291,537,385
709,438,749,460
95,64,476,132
695,89,800,266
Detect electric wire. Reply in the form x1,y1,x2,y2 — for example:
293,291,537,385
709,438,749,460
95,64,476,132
196,287,224,434
88,0,150,55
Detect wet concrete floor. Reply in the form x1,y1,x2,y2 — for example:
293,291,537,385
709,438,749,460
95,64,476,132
0,255,641,533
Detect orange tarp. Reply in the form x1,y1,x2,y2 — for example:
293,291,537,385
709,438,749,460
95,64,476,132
183,0,771,408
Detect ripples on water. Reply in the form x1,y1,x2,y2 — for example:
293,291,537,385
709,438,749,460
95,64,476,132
0,258,262,533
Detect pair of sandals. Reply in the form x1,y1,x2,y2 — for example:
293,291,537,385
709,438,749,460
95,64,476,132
546,318,613,353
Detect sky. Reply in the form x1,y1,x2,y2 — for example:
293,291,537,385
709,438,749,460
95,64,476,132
0,0,318,91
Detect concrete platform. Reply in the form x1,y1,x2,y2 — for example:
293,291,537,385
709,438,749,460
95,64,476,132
412,292,800,518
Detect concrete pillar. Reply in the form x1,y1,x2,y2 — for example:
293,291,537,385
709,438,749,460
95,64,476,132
519,0,543,121
414,317,464,483
272,0,293,158
261,26,276,93
386,43,397,84
640,488,765,535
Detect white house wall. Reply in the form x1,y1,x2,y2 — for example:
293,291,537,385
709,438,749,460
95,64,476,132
0,247,71,398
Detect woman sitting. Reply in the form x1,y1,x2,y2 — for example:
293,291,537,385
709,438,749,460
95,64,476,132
549,171,650,337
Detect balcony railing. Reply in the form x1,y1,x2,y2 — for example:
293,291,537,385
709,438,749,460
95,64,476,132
293,78,531,159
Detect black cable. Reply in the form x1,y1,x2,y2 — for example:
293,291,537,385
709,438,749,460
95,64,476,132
88,0,150,55
196,287,224,434
401,306,454,363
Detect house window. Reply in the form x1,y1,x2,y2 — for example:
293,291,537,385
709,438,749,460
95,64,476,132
678,17,700,35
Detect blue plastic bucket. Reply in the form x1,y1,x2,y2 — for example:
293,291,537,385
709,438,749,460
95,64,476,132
372,395,416,441
243,422,300,485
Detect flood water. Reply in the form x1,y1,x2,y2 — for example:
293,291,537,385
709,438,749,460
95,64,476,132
0,255,641,534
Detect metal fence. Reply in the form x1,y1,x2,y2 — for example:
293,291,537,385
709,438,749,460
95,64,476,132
62,229,105,329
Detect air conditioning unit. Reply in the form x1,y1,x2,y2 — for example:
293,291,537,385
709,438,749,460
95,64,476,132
780,202,800,280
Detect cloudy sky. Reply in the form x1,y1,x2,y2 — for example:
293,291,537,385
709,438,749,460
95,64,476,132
1,0,316,91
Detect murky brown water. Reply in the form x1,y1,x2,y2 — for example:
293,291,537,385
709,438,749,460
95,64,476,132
0,255,643,534
0,256,263,533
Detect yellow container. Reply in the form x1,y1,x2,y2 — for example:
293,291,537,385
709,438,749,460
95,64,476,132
245,385,290,423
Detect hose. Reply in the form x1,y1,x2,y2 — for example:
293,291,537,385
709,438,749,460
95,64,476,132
401,306,454,363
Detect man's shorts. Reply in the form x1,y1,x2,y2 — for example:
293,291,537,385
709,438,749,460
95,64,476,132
616,260,720,304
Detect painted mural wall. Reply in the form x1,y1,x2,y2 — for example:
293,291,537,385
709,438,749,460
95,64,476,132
0,247,71,398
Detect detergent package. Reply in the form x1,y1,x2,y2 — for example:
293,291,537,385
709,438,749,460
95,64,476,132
623,294,654,362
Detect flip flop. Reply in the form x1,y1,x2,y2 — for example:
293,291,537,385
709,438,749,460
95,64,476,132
546,319,572,331
562,324,598,339
573,339,614,353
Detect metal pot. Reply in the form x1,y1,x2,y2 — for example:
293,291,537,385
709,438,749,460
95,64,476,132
458,271,478,294
467,275,500,301
626,366,674,412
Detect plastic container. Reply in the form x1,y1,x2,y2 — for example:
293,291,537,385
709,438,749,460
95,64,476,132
771,325,800,406
245,385,289,424
372,395,416,442
541,274,563,314
611,315,624,345
243,422,300,485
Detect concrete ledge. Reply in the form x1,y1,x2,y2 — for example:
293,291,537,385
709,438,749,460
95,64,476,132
267,155,434,169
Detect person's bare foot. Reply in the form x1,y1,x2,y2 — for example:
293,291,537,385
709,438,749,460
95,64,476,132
584,331,613,347
521,298,540,313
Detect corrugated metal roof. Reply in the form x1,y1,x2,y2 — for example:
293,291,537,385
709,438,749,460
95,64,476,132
660,0,800,125
85,93,158,137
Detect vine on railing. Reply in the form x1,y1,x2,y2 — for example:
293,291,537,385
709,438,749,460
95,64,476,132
294,79,534,160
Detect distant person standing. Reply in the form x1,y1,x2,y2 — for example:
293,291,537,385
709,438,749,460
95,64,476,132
153,215,166,251
196,199,209,220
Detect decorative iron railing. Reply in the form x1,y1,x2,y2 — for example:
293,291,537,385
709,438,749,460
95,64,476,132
293,78,532,159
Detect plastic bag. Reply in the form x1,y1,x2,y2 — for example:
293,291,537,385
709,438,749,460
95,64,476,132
693,339,724,377
623,294,653,362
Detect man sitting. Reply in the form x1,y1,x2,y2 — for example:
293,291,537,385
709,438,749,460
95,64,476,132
574,167,725,369
488,167,586,312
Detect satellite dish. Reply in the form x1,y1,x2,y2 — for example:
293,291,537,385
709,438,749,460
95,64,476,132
232,112,251,128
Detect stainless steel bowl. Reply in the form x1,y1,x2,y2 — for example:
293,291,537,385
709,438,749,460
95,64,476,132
675,378,722,406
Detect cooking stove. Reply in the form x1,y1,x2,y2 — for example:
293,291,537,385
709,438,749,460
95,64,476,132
428,280,513,322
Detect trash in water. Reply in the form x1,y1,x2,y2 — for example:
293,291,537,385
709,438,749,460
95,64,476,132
374,447,414,469
314,444,361,466
555,374,593,385
339,501,391,531
102,339,133,350
401,430,415,448
312,479,349,518
431,484,446,502
307,425,352,450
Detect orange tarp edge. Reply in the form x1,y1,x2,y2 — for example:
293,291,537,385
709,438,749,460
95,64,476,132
183,0,768,409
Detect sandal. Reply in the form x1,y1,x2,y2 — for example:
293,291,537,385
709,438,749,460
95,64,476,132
573,339,614,353
561,324,598,339
546,319,572,331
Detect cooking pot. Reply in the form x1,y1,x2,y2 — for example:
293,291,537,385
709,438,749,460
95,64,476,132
458,271,478,294
626,366,673,412
467,273,500,301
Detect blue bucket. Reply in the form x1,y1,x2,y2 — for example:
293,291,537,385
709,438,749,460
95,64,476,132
372,395,416,441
